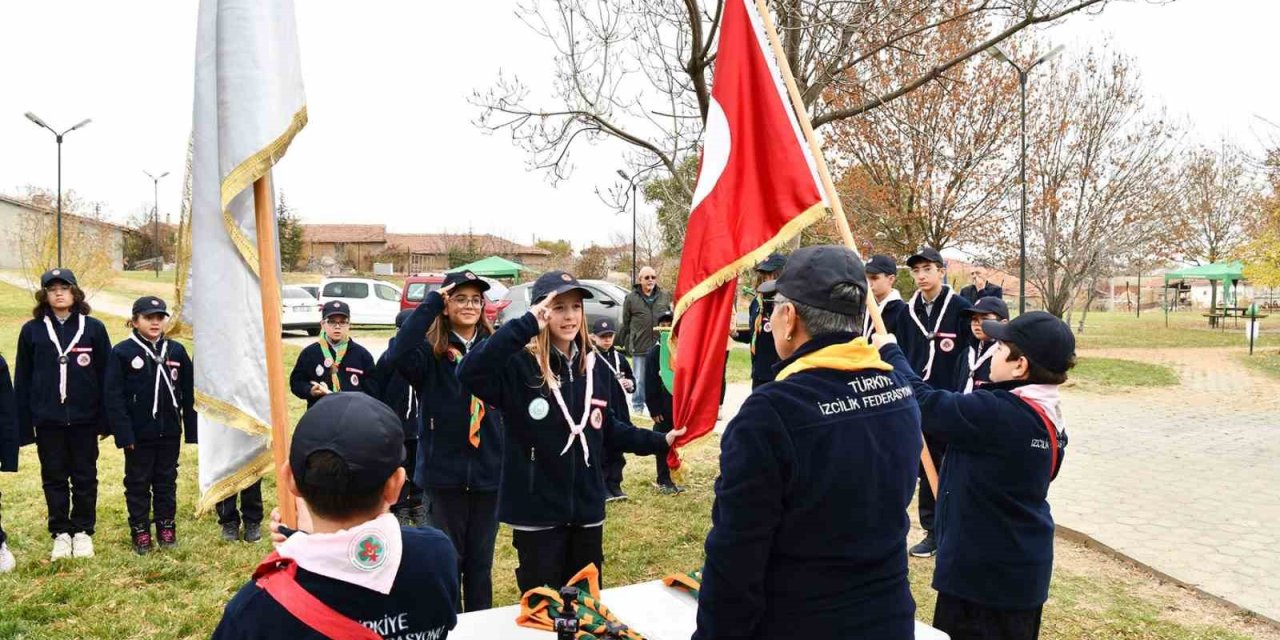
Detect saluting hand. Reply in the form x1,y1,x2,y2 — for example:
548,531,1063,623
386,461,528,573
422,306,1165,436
437,282,457,299
529,290,558,330
665,426,687,447
870,333,897,350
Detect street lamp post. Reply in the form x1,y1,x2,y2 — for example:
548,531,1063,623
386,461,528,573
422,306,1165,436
144,171,171,277
24,112,92,269
617,169,638,285
988,45,1063,315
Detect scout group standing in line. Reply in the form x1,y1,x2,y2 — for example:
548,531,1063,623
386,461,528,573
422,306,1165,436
0,248,1071,640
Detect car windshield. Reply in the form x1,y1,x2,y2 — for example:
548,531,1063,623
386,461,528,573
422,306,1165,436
406,282,440,302
282,289,312,300
482,278,509,302
595,282,628,301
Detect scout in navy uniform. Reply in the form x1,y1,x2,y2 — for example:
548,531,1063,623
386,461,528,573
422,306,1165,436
731,253,786,388
958,296,1010,393
695,246,923,640
456,270,682,593
875,311,1072,640
290,300,378,408
14,268,112,561
217,483,265,543
213,393,459,640
898,247,973,558
959,268,1005,305
863,254,907,338
643,308,682,495
104,297,198,555
590,317,634,502
386,270,503,613
373,310,427,527
0,350,18,573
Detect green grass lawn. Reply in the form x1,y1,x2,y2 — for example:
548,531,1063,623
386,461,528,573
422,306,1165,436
1236,350,1280,379
725,346,751,383
1067,357,1180,394
1073,311,1276,350
0,283,1273,638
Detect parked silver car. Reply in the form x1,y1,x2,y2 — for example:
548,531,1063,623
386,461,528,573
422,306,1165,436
498,279,628,329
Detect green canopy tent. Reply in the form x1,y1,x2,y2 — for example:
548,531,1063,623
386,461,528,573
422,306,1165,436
1163,261,1245,327
445,256,531,279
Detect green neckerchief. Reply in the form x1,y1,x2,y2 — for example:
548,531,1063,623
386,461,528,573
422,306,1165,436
317,337,350,390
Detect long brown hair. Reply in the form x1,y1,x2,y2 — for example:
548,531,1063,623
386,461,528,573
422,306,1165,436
32,286,92,319
428,287,495,359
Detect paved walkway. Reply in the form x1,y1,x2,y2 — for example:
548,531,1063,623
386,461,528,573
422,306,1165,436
1052,347,1280,622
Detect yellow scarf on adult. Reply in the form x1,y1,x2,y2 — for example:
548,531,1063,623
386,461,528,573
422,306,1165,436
774,337,893,381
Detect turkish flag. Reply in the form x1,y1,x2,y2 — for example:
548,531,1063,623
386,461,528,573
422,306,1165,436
668,0,826,470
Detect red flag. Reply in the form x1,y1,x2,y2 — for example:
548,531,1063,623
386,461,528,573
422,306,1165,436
668,0,826,470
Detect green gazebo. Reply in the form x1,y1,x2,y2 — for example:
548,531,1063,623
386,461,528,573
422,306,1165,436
1163,261,1245,325
446,256,530,279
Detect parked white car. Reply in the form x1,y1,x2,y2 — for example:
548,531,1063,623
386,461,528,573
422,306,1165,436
281,285,322,336
319,277,402,326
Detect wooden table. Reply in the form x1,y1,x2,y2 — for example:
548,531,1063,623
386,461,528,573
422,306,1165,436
451,579,950,639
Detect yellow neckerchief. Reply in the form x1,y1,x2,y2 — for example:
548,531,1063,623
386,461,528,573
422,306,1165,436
775,337,893,381
317,337,349,390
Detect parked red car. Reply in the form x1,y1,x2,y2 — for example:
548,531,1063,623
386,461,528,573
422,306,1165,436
400,273,510,326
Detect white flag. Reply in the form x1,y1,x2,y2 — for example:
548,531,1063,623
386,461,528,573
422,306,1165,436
190,0,306,514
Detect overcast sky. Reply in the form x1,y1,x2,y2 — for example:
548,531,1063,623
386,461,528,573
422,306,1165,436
1,0,1276,250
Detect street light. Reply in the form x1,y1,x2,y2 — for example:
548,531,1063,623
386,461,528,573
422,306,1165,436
617,169,638,286
144,170,170,278
988,44,1063,315
24,112,93,268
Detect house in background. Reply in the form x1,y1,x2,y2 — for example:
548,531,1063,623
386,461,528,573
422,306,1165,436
0,194,129,270
300,224,388,271
298,223,552,275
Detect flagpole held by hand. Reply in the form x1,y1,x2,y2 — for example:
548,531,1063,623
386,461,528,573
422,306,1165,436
752,0,938,499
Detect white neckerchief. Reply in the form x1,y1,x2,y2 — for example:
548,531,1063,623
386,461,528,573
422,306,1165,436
1010,383,1067,435
405,385,416,419
863,288,903,337
130,333,179,418
452,330,477,353
43,314,86,404
594,347,629,391
551,351,596,466
964,341,997,393
276,513,403,595
906,287,955,381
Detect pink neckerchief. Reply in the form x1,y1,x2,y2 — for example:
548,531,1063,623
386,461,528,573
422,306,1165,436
275,513,403,595
1010,384,1065,433
551,350,596,466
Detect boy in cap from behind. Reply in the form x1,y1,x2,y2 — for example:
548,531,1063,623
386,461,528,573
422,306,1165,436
590,317,635,501
213,393,459,639
874,311,1074,640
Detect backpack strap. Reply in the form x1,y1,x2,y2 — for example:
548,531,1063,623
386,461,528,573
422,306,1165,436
1017,397,1063,482
253,551,382,640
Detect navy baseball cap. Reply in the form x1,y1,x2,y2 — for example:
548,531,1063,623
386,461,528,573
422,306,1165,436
866,255,897,276
322,300,351,320
961,296,1009,321
291,393,405,492
132,296,170,317
756,253,787,273
531,270,594,305
906,247,945,268
40,268,77,288
982,311,1076,375
760,245,867,316
591,317,616,336
442,269,490,292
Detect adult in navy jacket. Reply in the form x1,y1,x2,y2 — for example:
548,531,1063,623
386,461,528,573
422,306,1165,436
14,268,112,559
876,310,1073,640
695,246,922,640
387,271,504,612
456,270,680,594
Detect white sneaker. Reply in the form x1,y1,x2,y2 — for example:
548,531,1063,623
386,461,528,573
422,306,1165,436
51,533,73,561
0,542,14,573
71,532,94,558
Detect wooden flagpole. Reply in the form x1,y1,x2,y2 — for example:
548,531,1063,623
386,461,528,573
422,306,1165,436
253,175,297,527
753,0,940,499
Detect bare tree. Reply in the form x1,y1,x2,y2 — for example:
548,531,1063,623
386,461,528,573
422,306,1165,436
473,0,1138,207
1172,141,1260,265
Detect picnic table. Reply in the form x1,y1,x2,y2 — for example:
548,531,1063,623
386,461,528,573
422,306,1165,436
1204,307,1252,330
451,579,950,639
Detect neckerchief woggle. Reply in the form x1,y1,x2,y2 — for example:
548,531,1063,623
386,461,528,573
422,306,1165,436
906,287,955,381
316,338,349,390
594,347,629,395
551,350,596,466
43,314,86,404
964,341,997,393
130,333,179,417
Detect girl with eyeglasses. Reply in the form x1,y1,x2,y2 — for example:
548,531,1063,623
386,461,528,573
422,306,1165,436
289,300,379,409
384,269,503,612
457,270,684,593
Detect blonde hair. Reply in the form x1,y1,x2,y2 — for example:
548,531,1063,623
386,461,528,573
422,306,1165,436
526,322,591,390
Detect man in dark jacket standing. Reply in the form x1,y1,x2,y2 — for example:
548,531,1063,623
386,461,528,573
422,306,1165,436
619,266,673,417
959,268,1004,305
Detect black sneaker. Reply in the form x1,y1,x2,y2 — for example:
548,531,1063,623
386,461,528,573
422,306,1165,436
242,523,262,543
909,532,937,558
391,505,415,527
409,504,430,528
605,484,628,502
655,482,685,495
157,522,177,549
132,529,153,556
220,522,240,543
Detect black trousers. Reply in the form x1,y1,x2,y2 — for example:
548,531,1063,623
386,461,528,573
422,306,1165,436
216,480,264,526
653,421,673,485
934,593,1043,640
123,438,181,531
603,448,626,489
36,423,101,536
512,525,604,594
394,439,424,509
918,433,947,532
429,489,499,612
